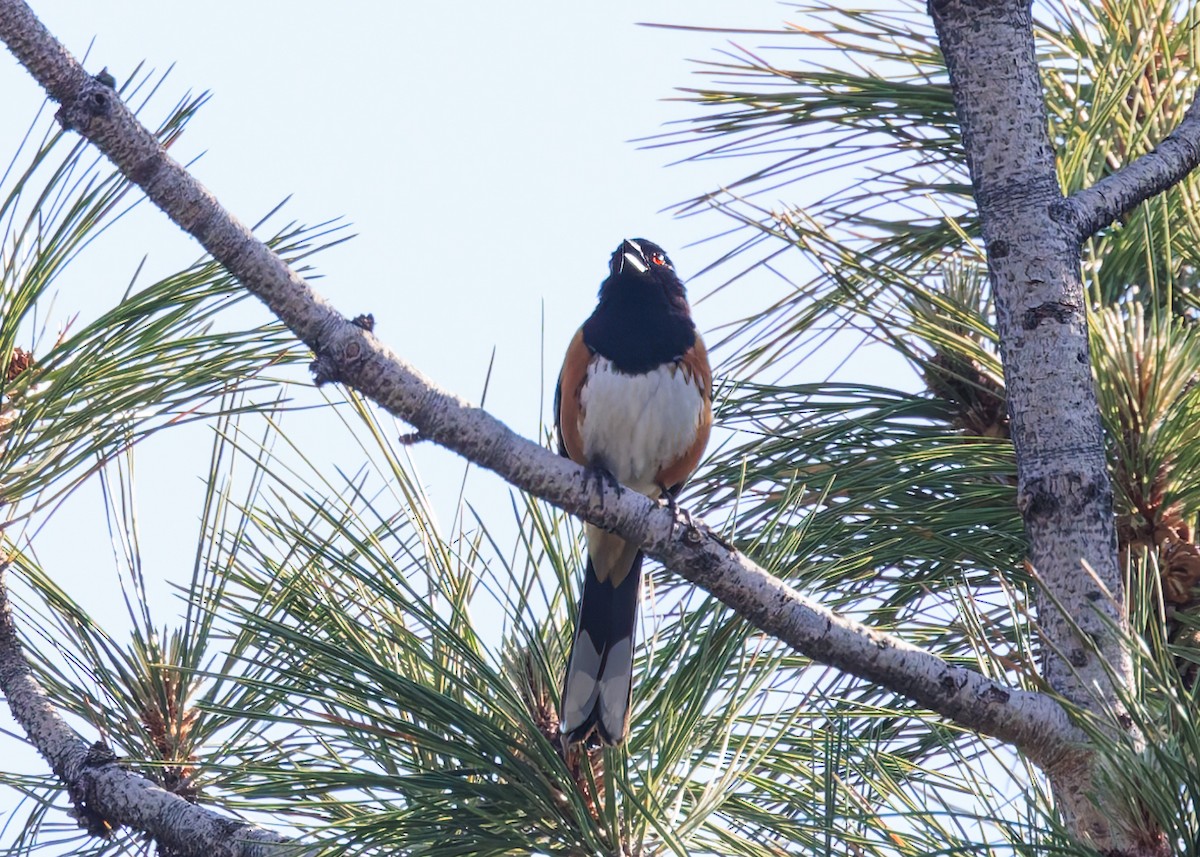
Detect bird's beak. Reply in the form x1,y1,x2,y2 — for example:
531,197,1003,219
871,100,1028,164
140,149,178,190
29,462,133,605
620,238,647,274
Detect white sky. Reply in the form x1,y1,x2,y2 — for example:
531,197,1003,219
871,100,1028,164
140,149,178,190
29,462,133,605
0,0,922,843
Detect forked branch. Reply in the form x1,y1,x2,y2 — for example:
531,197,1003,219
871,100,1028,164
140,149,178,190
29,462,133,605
1060,97,1200,241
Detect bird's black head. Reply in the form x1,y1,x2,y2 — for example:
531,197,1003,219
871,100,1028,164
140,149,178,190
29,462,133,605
608,238,674,278
600,238,687,306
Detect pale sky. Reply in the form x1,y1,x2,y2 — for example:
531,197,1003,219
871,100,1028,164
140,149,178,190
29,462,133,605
0,1,918,842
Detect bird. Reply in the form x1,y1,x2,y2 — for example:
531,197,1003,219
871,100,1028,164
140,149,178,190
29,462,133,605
555,238,712,746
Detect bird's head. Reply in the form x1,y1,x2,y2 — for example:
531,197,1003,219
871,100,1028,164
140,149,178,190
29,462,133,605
601,238,686,308
609,238,674,278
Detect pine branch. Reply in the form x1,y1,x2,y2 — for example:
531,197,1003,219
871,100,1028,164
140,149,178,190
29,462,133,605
1058,97,1200,241
0,0,1086,824
0,563,300,856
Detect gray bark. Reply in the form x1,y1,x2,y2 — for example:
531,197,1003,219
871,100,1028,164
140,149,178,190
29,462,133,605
929,0,1126,719
1061,97,1200,241
929,0,1165,853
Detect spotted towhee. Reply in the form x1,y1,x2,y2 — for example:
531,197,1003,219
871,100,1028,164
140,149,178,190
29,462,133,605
555,238,712,746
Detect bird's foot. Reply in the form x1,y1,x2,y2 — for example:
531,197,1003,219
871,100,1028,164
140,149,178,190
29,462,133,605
661,491,698,542
661,492,734,550
583,464,622,510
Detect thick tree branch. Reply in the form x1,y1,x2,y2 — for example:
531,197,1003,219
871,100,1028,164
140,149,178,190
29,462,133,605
1058,97,1200,242
0,564,298,856
0,0,1085,805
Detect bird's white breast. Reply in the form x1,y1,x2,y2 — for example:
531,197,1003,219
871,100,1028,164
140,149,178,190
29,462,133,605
578,357,704,496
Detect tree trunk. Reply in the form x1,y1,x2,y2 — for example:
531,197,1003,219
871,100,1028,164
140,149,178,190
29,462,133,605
928,0,1158,852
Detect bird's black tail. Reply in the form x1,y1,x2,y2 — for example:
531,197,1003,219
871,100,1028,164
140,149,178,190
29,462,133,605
560,550,643,745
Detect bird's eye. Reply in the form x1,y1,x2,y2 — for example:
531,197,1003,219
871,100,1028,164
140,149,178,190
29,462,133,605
651,253,667,266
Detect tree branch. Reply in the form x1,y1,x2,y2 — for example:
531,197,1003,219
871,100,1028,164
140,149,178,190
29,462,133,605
0,563,299,856
0,0,1084,795
1058,96,1200,242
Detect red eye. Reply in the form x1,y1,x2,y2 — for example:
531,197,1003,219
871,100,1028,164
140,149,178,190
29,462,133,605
651,253,667,266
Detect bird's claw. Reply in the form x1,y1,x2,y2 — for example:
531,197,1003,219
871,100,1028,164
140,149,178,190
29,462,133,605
661,492,699,542
661,493,734,549
583,464,622,510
